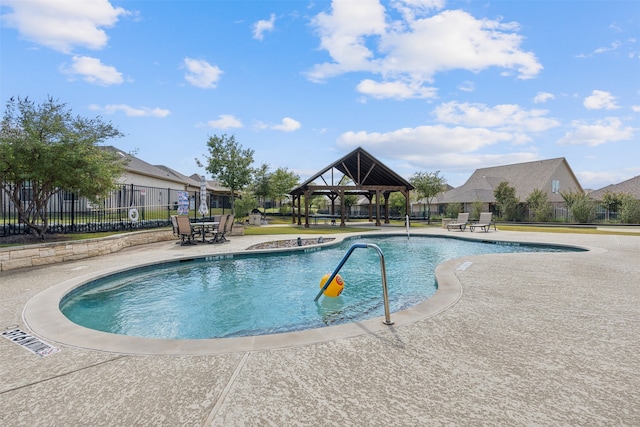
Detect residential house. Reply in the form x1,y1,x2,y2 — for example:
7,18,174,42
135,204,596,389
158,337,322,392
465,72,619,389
588,175,640,200
434,157,583,216
102,146,232,212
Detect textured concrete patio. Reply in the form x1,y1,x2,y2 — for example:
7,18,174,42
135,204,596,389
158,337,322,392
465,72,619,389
1,226,638,426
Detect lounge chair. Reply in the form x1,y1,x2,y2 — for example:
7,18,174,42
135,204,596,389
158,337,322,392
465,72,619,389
446,212,470,231
470,212,496,232
176,215,196,245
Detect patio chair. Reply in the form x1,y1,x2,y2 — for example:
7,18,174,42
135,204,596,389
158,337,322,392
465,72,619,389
219,214,234,242
210,214,228,243
176,215,196,245
446,212,470,232
470,212,496,232
170,215,179,236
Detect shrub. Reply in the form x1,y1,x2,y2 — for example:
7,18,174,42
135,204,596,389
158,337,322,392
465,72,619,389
445,202,462,218
570,193,596,223
471,200,483,221
620,196,640,224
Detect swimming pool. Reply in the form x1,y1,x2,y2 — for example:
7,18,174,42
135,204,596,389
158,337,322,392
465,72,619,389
60,235,578,340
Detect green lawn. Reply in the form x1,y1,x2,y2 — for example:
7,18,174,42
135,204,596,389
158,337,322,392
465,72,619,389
3,221,637,248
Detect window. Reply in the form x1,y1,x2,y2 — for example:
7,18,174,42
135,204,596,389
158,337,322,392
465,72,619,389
551,180,560,194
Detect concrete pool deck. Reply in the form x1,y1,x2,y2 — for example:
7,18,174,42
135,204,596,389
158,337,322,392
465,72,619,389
1,226,638,425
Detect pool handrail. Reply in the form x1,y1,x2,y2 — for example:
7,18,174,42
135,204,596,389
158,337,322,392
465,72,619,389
314,243,394,326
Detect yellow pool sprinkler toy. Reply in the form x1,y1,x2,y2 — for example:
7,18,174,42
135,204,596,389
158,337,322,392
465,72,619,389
319,273,345,297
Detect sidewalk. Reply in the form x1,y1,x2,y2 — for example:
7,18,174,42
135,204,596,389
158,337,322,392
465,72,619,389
1,227,639,426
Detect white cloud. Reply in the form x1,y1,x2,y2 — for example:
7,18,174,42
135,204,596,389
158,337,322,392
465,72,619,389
632,105,640,113
356,79,437,99
183,58,223,89
533,92,554,104
338,125,514,156
91,104,170,117
207,114,243,129
458,81,475,92
307,1,542,96
558,117,634,146
391,0,446,22
594,41,622,54
255,117,301,132
337,125,540,170
578,171,624,190
434,101,560,133
253,14,276,40
307,0,387,81
583,90,620,110
0,0,127,53
273,117,302,132
61,55,123,85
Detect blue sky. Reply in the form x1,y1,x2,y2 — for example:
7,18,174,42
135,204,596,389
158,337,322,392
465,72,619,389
1,0,639,190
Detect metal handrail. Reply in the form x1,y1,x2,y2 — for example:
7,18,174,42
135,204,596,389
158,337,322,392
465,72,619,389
314,243,394,325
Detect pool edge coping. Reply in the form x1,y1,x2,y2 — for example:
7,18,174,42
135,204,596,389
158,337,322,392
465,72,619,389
22,231,593,356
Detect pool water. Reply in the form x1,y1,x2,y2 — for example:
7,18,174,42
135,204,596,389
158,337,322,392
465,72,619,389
60,235,575,339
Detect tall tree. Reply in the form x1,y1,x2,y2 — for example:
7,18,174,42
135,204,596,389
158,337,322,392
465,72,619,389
410,171,446,224
269,167,299,210
389,192,407,216
251,163,271,209
601,191,624,222
526,188,552,222
0,96,125,238
494,181,519,221
198,134,254,215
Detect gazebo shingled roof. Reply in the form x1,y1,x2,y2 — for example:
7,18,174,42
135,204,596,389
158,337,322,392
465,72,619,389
289,147,414,227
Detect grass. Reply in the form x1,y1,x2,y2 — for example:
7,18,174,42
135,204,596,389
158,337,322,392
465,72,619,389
3,221,637,248
497,224,640,236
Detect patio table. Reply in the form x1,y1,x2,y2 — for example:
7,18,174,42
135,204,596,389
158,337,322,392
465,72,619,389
190,221,219,243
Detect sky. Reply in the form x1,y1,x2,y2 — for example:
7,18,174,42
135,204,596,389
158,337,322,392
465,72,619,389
1,0,639,190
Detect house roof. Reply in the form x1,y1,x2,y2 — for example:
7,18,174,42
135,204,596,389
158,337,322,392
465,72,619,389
103,146,230,191
440,157,583,203
290,147,414,196
102,146,194,186
588,175,640,200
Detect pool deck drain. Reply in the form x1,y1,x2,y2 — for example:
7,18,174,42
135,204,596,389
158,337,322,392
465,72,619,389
1,227,639,426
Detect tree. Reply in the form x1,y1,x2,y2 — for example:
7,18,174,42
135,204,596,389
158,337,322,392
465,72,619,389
526,188,552,222
494,181,520,221
620,194,640,224
471,200,483,221
0,96,125,238
251,163,271,209
410,171,446,224
337,176,358,218
601,191,624,222
234,194,259,222
269,167,299,211
389,192,407,216
445,202,462,218
198,134,254,215
569,192,596,223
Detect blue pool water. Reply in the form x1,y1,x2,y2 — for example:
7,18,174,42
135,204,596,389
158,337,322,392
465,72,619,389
60,235,578,339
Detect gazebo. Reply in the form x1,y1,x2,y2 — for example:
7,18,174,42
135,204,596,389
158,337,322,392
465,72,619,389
289,147,414,227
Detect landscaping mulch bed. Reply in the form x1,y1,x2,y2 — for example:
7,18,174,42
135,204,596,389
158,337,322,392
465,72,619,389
247,237,335,250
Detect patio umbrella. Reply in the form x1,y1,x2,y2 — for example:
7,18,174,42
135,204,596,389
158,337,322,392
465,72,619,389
198,177,209,217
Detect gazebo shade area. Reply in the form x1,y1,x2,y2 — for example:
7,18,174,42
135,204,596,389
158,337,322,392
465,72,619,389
289,147,414,227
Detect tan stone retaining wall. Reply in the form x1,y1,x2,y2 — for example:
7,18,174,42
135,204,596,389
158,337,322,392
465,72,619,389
0,229,175,272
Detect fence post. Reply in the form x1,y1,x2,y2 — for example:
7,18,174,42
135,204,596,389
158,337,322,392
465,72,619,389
71,192,76,232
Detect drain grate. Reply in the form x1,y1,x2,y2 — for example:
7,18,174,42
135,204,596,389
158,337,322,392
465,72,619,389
2,328,60,357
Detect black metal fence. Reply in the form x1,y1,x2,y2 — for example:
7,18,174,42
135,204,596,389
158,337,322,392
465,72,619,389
1,184,231,237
